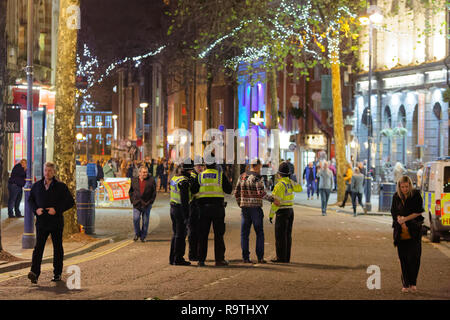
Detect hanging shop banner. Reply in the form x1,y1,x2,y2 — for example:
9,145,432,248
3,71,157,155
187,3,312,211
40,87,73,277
320,75,333,111
417,93,425,146
5,106,21,133
103,178,131,201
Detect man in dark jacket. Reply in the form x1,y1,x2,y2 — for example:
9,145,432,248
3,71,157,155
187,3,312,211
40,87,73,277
27,162,75,284
8,159,27,218
129,166,157,242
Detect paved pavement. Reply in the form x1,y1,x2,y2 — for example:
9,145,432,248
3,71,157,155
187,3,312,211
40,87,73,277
0,193,449,300
0,189,387,273
294,190,388,216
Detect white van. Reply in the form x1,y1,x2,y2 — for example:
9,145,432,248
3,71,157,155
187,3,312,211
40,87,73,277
421,158,450,242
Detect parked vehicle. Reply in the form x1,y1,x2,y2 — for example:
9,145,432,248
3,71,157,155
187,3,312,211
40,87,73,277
421,158,450,243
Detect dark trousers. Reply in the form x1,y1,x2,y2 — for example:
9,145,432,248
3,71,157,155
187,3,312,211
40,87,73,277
88,177,97,190
342,187,352,206
169,204,188,264
7,183,23,217
188,202,200,261
241,207,264,260
31,226,64,277
351,192,364,214
275,209,294,262
198,204,226,262
160,174,168,191
397,239,422,287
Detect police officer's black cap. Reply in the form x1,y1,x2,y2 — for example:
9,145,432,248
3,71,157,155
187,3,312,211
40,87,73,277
278,161,290,176
182,159,194,171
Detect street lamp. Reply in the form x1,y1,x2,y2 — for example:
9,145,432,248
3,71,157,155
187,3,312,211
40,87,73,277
359,5,383,212
97,121,103,156
76,133,84,154
140,102,148,160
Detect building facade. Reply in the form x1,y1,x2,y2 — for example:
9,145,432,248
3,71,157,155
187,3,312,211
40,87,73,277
353,0,449,180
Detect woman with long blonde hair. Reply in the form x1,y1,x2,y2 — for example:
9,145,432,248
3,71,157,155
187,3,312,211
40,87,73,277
390,175,425,293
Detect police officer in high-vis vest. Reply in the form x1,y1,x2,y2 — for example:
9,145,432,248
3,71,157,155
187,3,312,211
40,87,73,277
191,157,233,267
169,161,194,266
269,161,302,263
188,159,205,261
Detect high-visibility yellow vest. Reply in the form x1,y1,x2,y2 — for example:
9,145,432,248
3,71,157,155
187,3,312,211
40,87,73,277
170,175,191,204
270,177,302,218
197,169,224,199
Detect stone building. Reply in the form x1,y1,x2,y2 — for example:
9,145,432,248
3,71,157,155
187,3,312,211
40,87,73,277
353,0,449,180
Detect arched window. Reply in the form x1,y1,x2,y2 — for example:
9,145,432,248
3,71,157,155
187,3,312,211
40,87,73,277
434,102,442,157
397,105,407,164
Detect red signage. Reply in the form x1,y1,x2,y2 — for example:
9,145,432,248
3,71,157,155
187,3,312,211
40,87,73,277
12,88,40,109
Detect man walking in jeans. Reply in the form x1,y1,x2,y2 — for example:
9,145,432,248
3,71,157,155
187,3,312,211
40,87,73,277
233,159,280,264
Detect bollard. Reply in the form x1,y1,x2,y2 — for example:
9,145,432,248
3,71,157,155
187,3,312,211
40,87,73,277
76,189,96,234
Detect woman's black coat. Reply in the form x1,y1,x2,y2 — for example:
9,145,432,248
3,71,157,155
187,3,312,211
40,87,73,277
390,189,425,247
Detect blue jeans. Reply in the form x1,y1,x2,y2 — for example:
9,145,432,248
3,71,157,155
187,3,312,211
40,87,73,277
319,189,331,214
8,183,23,217
133,205,152,240
307,180,316,198
241,207,264,260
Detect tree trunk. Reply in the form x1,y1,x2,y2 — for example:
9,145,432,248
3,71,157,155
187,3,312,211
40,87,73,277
54,0,80,237
162,66,169,159
0,0,8,251
269,67,278,130
232,73,240,189
331,52,346,203
206,64,213,130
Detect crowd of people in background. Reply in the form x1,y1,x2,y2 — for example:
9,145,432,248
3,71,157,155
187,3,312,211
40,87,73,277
77,157,177,193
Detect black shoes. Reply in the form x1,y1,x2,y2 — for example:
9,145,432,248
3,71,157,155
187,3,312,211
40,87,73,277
198,261,205,267
243,259,252,263
270,259,288,263
215,260,229,267
174,260,191,266
133,235,139,241
51,275,62,282
15,215,24,218
257,259,267,264
28,271,38,284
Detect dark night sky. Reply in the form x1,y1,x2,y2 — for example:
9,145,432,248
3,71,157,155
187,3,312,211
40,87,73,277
79,0,166,68
78,0,167,108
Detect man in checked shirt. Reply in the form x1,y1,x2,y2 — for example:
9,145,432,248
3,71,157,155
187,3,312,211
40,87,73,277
233,159,280,264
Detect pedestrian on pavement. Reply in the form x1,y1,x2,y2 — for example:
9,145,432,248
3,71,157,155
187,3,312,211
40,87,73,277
161,161,169,192
317,161,333,216
7,159,27,218
27,162,75,284
287,158,296,182
233,159,280,264
390,175,424,293
103,160,115,178
188,160,205,262
191,155,233,267
86,159,98,191
303,162,316,200
416,165,424,190
339,163,353,207
315,161,321,200
351,167,367,217
269,162,302,263
329,159,337,192
129,166,157,242
169,161,194,265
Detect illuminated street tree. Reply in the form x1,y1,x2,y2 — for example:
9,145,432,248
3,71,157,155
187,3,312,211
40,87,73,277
168,0,365,196
54,0,80,236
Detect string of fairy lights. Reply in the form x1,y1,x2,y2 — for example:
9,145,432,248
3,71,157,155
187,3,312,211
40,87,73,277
76,0,415,112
